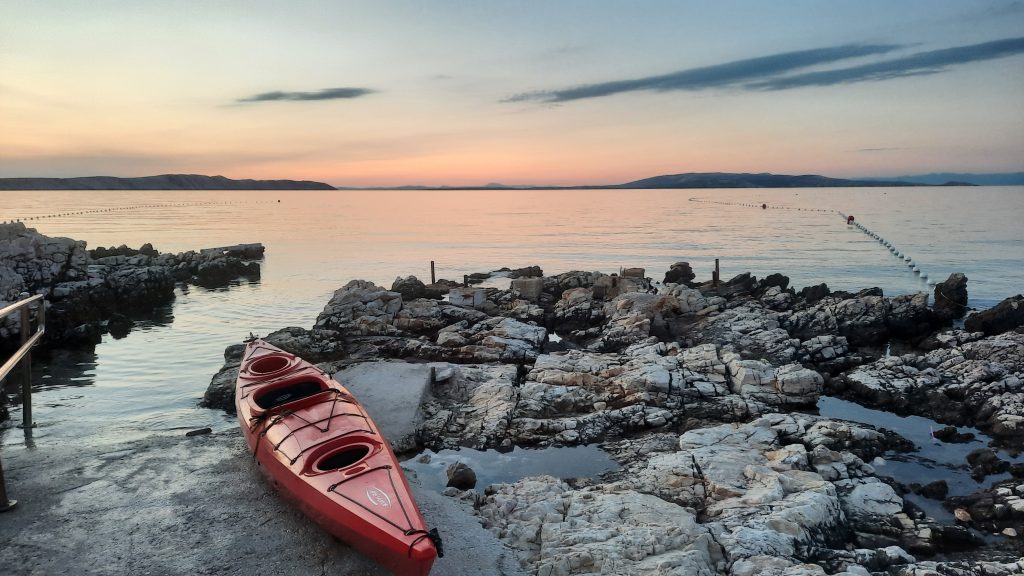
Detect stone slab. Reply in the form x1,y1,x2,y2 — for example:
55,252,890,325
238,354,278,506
333,360,434,452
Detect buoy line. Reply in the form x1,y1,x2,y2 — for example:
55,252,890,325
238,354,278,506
685,197,934,287
837,212,935,286
2,199,279,224
688,197,836,213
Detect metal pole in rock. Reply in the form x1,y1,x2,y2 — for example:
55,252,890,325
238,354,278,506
431,261,436,284
0,454,15,511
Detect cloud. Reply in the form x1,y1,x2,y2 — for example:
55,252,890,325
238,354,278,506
858,147,906,153
504,43,903,102
748,37,1024,90
236,87,375,103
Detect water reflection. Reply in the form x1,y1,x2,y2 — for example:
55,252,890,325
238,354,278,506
817,396,1024,522
404,445,619,492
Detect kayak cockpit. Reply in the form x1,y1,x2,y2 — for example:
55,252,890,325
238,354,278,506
254,379,327,409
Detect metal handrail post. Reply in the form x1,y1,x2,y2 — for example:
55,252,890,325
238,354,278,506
0,454,15,511
20,305,32,430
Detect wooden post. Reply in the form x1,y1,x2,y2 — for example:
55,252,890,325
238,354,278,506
713,258,720,288
430,261,436,284
463,274,468,288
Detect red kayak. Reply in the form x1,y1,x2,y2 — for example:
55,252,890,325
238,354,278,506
235,339,441,576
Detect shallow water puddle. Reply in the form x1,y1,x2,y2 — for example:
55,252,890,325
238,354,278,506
817,396,1024,522
403,444,619,492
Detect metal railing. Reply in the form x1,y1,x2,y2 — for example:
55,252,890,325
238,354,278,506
0,293,45,512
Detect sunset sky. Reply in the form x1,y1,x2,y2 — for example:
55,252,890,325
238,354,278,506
2,1,1023,187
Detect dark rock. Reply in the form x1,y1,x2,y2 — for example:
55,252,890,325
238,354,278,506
885,292,937,341
185,427,211,437
106,313,133,339
543,271,606,299
423,279,461,299
89,244,139,259
663,262,696,286
199,243,265,259
1011,463,1024,478
61,323,102,346
663,261,696,284
467,272,491,281
200,359,241,411
508,265,543,278
760,273,789,293
932,525,984,551
932,425,975,443
964,294,1024,336
195,257,260,286
263,326,346,364
917,479,948,500
966,448,1010,479
139,243,159,257
391,275,428,300
933,272,969,321
445,462,477,490
224,343,245,363
799,283,830,303
702,272,758,299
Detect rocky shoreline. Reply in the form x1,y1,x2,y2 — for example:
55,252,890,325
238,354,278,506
199,263,1024,575
0,221,262,351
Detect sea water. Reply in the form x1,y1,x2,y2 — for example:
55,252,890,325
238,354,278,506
1,187,1022,449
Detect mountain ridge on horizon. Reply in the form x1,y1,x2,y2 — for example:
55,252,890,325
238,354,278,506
0,173,335,191
336,171,990,190
2,170,1014,191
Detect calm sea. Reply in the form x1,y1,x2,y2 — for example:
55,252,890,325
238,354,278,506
1,187,1022,449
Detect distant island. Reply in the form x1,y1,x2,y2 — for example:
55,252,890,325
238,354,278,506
862,172,1024,186
0,174,335,191
1,171,1006,191
338,171,980,190
613,172,924,189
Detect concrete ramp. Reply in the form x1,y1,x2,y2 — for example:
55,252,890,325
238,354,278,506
333,361,434,452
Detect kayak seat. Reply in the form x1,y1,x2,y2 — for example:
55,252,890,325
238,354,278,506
255,380,328,410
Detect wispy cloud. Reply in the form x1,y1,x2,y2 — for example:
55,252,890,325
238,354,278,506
505,43,903,102
236,87,375,103
507,37,1024,103
749,37,1024,90
857,147,906,153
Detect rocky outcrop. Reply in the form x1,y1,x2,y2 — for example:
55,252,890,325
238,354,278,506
478,476,720,576
832,331,1024,441
965,295,1024,336
0,223,262,349
478,416,946,575
194,261,1024,570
